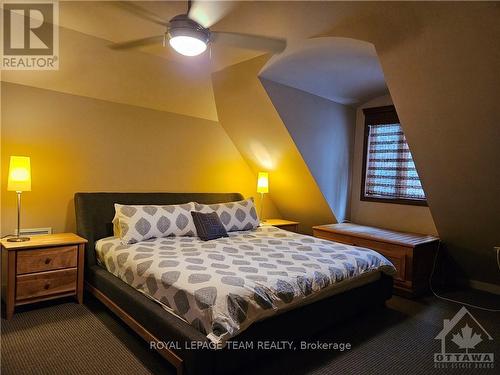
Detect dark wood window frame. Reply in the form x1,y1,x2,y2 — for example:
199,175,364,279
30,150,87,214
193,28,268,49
360,105,428,207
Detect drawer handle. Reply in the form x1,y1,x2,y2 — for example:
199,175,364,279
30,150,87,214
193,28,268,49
44,283,50,290
45,258,51,264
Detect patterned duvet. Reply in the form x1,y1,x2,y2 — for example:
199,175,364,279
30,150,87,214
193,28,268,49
96,226,396,345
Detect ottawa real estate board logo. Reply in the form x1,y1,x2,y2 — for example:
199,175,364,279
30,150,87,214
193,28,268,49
1,0,59,70
434,306,494,369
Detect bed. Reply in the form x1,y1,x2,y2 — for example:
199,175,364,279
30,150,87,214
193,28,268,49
75,192,395,375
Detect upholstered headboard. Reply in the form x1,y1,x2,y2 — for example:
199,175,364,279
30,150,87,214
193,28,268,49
74,192,244,269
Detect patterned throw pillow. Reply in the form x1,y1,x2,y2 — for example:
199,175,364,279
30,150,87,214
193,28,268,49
191,212,229,241
194,198,259,232
114,202,197,244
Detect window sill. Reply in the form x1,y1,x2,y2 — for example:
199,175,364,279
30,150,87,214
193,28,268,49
360,196,428,207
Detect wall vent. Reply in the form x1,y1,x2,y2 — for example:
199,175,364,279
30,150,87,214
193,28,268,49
15,227,53,236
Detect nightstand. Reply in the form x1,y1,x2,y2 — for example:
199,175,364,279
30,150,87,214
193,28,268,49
1,233,87,319
262,219,300,233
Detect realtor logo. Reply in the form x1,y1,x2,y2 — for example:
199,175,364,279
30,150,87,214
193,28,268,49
434,306,494,369
1,0,59,69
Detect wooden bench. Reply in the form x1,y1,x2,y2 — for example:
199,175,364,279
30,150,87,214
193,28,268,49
312,223,440,297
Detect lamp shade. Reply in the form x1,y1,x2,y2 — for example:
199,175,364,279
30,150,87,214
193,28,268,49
256,172,269,194
7,156,31,192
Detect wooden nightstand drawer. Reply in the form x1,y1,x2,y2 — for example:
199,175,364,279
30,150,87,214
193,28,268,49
16,268,77,301
17,246,78,275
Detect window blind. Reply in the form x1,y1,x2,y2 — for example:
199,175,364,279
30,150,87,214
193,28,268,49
362,106,426,203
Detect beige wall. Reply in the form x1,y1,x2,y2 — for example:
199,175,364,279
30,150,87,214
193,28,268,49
0,82,279,235
350,95,438,235
212,55,335,234
325,2,500,284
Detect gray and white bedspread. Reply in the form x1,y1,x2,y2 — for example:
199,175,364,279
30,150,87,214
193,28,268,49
96,226,396,345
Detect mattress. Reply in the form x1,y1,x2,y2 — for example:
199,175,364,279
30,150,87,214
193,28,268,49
96,225,396,345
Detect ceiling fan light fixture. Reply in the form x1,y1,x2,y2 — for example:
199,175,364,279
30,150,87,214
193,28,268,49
169,35,207,56
168,14,210,56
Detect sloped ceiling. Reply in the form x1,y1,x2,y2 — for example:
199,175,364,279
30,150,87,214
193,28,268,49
261,79,355,223
212,55,336,233
211,1,500,285
258,37,384,224
260,37,387,104
2,25,218,121
212,37,384,230
321,2,500,285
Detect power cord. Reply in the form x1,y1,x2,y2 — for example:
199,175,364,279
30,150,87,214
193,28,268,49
429,242,500,312
496,246,500,272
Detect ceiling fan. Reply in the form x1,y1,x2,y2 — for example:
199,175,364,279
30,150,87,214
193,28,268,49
109,1,287,57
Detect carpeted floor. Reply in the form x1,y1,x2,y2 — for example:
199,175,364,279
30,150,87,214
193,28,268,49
2,290,499,375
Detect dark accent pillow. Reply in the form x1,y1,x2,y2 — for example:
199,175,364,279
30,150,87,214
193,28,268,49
191,211,229,241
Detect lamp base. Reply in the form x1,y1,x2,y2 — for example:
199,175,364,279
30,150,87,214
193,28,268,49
7,236,30,242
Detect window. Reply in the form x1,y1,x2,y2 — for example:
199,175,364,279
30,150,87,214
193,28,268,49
361,105,427,206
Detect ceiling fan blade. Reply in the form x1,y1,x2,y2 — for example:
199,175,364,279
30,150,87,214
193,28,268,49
109,35,164,50
211,32,287,53
114,1,168,27
188,1,235,28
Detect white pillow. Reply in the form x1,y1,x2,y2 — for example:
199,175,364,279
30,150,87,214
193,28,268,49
194,198,259,232
114,202,196,244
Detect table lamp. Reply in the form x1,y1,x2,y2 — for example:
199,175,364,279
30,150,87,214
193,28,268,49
7,156,31,242
257,172,269,222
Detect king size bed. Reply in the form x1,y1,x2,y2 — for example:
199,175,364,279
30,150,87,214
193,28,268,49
75,192,395,375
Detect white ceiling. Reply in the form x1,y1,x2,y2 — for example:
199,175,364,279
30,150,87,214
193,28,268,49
57,1,365,72
2,1,389,120
58,1,266,72
260,37,388,105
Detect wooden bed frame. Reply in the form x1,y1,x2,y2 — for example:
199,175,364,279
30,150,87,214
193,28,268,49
86,282,184,374
75,192,393,375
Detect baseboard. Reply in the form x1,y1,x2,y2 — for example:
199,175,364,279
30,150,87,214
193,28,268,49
457,278,500,295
